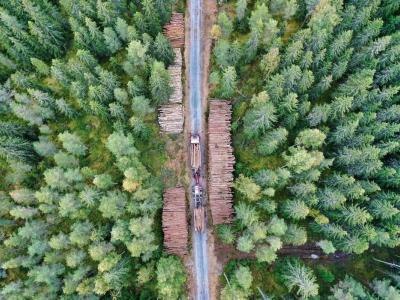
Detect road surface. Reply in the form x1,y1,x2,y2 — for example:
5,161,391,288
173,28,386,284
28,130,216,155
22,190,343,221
188,0,210,299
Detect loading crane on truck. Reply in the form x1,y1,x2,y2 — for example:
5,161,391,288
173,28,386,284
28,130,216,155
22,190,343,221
191,134,205,232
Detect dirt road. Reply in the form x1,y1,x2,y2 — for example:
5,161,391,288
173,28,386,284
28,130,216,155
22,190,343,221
188,0,210,299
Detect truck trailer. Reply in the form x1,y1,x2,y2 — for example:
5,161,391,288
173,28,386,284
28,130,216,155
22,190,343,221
193,185,205,232
190,134,201,172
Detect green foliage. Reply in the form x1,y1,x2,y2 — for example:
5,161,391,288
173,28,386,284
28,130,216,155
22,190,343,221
316,240,336,255
256,245,278,263
223,0,400,279
150,60,172,105
0,2,183,298
295,129,326,149
93,174,114,190
234,174,262,202
58,131,87,156
328,275,369,299
283,224,307,246
221,264,253,299
373,279,400,299
220,66,237,98
156,256,186,300
153,33,175,65
281,259,319,298
317,266,335,284
217,12,233,39
217,224,236,245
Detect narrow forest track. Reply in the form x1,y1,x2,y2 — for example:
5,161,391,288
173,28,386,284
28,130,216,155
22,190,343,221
188,0,210,299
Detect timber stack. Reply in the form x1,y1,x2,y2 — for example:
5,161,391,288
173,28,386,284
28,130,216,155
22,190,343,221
158,104,184,134
168,48,183,103
162,187,188,256
208,100,235,224
159,14,184,134
163,12,185,48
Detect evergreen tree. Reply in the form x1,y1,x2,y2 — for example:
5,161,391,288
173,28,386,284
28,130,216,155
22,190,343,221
149,60,172,105
153,33,174,65
220,66,237,98
156,256,186,300
282,260,319,298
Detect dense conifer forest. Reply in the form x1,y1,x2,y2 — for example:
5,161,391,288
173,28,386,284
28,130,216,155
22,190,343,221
211,0,400,298
0,1,186,299
1,0,400,299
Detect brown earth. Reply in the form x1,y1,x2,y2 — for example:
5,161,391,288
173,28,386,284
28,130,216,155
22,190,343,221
163,135,189,188
214,239,350,266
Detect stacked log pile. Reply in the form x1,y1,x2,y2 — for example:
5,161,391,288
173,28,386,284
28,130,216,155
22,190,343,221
158,104,184,134
208,100,235,224
168,48,183,103
158,13,184,134
162,187,188,256
163,12,185,48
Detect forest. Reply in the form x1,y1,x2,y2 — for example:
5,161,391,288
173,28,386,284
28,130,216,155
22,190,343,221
210,0,400,298
1,0,400,299
0,0,187,299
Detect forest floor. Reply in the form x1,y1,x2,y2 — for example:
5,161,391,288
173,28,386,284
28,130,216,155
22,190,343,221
162,135,188,188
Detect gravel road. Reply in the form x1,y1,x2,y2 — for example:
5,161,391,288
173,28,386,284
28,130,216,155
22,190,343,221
189,0,210,299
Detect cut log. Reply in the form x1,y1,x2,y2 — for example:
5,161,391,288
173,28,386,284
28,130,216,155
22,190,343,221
158,103,184,134
208,100,235,224
163,13,185,48
168,48,183,104
162,187,188,256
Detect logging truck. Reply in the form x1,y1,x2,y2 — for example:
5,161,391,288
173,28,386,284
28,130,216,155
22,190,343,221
193,185,205,232
191,134,205,232
191,134,201,172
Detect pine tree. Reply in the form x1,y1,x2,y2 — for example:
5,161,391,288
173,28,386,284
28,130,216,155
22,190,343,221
282,200,310,220
149,60,172,105
142,0,161,36
0,136,35,162
234,174,262,202
235,202,259,228
99,190,127,219
258,127,288,155
282,260,319,298
236,0,248,21
295,129,326,149
329,276,369,299
156,256,186,300
103,27,121,54
58,131,87,156
243,93,277,138
267,215,287,236
217,12,233,39
256,245,278,263
153,33,174,65
283,224,307,245
237,233,255,252
219,66,237,98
